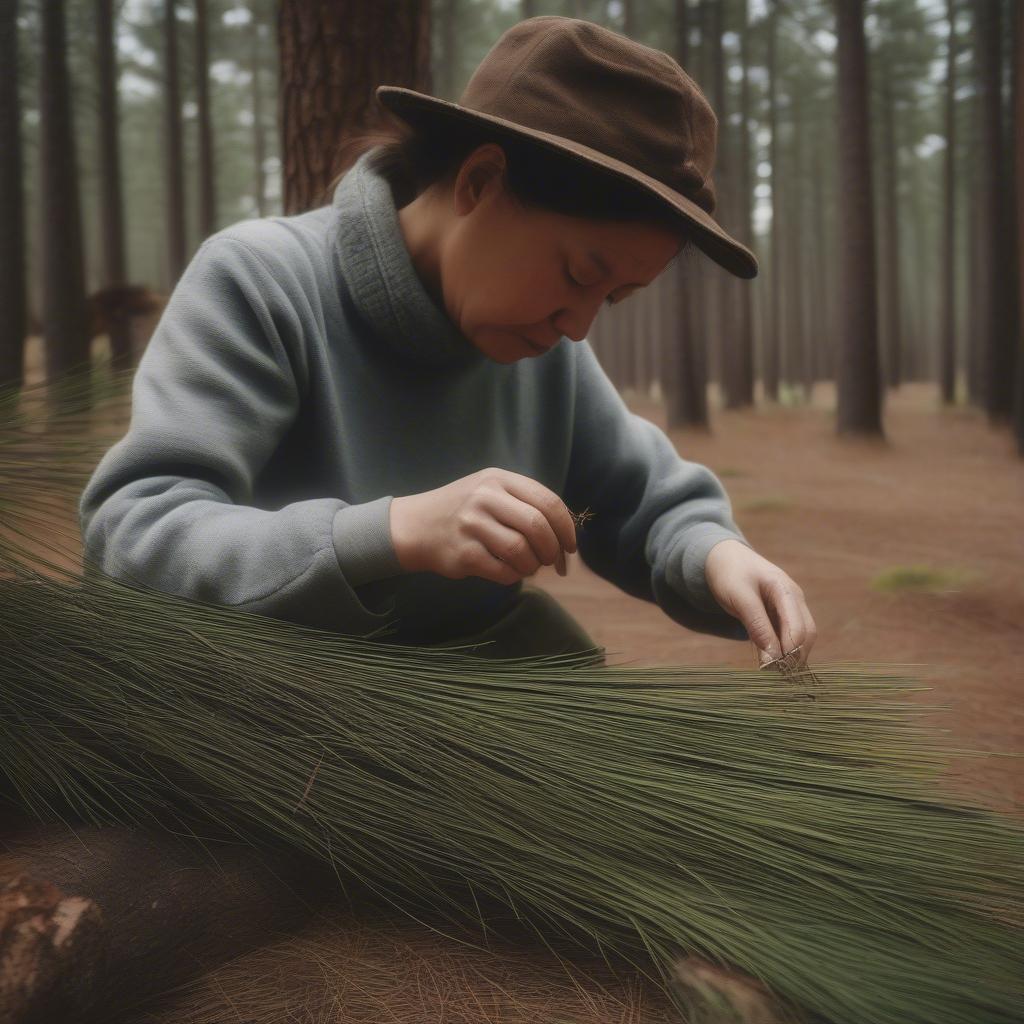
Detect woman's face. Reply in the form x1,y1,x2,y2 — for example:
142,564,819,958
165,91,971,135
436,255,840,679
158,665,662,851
399,144,685,364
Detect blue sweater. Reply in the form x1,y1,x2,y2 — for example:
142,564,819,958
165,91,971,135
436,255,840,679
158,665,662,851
79,149,752,646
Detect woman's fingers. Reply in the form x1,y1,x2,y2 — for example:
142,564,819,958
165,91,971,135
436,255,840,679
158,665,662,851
476,516,546,577
469,538,524,584
484,490,566,571
728,586,783,663
799,600,818,663
497,472,577,555
761,579,817,670
765,578,805,656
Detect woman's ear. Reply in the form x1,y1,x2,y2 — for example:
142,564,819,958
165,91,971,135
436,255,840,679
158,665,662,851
452,143,508,216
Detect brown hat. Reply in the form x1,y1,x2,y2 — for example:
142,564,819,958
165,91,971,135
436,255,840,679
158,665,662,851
377,16,758,280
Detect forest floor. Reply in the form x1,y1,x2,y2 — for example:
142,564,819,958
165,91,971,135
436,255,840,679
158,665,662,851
539,379,1023,813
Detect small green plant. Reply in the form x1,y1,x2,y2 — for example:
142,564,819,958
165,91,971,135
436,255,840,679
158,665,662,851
872,564,975,594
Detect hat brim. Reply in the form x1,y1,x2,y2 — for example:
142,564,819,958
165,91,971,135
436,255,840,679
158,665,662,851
376,85,758,280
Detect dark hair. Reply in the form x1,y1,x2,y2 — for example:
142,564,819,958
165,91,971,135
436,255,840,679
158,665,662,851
331,106,694,260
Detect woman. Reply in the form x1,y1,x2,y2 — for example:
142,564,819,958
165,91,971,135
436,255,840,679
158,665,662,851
79,16,816,669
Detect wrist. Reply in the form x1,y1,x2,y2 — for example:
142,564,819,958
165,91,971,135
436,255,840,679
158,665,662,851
389,495,425,573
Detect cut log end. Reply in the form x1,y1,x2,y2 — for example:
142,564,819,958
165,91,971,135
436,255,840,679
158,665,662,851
671,954,802,1024
0,870,105,1023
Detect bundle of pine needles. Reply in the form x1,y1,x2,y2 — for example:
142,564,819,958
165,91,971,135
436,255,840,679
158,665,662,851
1,367,1022,1024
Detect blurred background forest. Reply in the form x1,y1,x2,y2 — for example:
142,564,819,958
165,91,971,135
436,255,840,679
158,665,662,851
1,0,1023,449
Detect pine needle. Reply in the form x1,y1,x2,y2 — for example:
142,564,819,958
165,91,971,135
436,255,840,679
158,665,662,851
1,368,1022,1024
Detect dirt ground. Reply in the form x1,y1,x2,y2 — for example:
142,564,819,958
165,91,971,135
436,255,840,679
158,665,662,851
538,380,1023,812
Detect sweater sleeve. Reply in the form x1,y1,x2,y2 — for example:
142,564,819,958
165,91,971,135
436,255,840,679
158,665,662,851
78,234,403,637
563,341,751,642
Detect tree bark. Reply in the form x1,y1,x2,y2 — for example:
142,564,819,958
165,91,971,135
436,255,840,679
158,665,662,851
711,0,741,411
764,0,781,402
622,0,636,38
1013,0,1024,454
195,0,217,240
95,0,133,371
790,84,810,403
974,0,1014,422
164,0,187,285
663,0,710,429
279,0,433,215
940,0,957,405
438,0,460,100
735,0,755,407
249,0,268,217
0,0,25,388
878,51,902,390
39,0,92,388
834,0,884,436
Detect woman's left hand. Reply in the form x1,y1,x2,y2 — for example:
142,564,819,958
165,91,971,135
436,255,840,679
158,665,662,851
703,539,817,670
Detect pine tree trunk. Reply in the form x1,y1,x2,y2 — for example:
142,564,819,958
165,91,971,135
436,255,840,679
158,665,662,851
941,0,957,405
1013,0,1024,454
622,0,635,38
764,0,781,402
662,0,710,429
249,0,268,217
974,0,1014,422
834,0,883,436
164,0,187,285
0,0,25,388
966,169,984,407
39,0,91,388
811,133,830,386
790,85,810,403
879,59,902,390
712,0,742,411
735,0,754,407
279,0,432,215
196,0,217,240
95,0,133,371
438,0,459,100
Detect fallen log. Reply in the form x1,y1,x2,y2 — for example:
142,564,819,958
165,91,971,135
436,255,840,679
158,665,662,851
0,823,323,1023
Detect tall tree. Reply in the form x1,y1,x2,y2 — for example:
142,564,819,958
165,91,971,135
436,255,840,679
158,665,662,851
877,7,903,391
733,0,754,407
940,0,957,405
789,81,810,402
164,0,186,284
834,0,883,436
622,0,635,38
1013,0,1024,454
662,0,710,430
95,0,132,370
0,0,26,387
763,0,781,402
248,0,269,217
521,0,537,18
974,0,1014,422
437,0,460,100
39,0,91,386
710,0,742,409
195,0,217,239
279,1,432,215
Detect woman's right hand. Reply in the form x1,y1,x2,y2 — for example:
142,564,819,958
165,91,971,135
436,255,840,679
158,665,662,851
388,468,577,585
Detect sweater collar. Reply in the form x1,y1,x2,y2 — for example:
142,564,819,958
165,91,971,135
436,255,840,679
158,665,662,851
331,149,486,368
